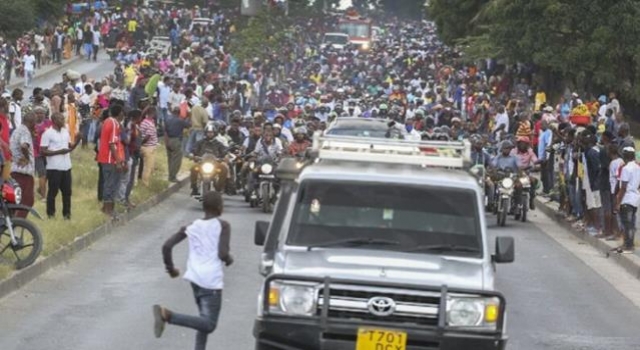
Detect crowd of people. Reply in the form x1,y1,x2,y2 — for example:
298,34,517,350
0,2,638,348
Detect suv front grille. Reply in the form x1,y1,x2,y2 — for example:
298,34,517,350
317,285,440,326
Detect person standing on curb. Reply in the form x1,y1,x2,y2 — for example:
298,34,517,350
9,111,36,218
614,147,640,254
97,104,125,216
40,112,81,219
139,106,158,187
164,106,190,183
154,191,233,350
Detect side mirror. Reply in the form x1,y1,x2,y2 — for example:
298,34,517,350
492,236,515,263
254,220,270,246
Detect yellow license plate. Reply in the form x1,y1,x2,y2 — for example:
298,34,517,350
356,328,407,350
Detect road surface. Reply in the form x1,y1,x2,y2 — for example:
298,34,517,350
1,189,640,350
18,53,115,92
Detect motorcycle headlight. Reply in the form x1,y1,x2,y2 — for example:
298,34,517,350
14,186,22,205
268,282,317,316
261,163,273,174
201,162,215,174
501,178,514,189
519,176,531,187
447,297,501,329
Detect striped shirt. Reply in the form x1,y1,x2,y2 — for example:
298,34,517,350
140,118,158,147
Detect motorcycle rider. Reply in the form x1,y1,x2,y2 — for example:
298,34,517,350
490,140,519,173
288,127,311,156
511,136,540,209
189,124,229,196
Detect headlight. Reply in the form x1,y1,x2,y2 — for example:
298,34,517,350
201,162,215,174
14,187,22,205
447,297,501,328
361,42,370,50
268,282,317,316
501,178,514,189
519,176,531,187
261,163,273,174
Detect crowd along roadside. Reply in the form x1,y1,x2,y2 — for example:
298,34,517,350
0,173,189,300
534,197,640,280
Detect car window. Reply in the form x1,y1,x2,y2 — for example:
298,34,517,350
325,128,387,138
287,180,482,256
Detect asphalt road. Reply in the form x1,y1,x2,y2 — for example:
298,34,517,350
1,188,640,350
19,53,115,92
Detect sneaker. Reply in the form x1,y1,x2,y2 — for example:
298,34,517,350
621,247,635,254
152,305,166,338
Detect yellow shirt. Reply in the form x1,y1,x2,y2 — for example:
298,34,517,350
124,66,137,88
534,92,546,111
127,20,138,33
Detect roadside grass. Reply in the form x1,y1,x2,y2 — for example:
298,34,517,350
0,143,190,281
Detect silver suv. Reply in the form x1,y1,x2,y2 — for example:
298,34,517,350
253,134,515,350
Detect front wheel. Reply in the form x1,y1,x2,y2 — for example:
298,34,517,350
0,218,43,270
202,180,212,196
261,185,272,213
497,200,508,227
521,194,529,222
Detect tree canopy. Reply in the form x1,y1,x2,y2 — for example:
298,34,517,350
428,0,640,104
0,0,66,39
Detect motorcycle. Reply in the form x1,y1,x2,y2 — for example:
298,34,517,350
193,153,225,201
493,170,516,227
513,173,531,222
0,180,43,270
248,157,279,213
226,144,244,195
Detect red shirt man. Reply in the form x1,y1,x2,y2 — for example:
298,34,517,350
0,112,12,162
97,116,124,165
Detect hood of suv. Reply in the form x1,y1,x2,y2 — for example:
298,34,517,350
281,249,486,290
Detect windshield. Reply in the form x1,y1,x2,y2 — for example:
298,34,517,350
339,22,371,38
324,35,349,45
287,181,482,256
325,128,388,138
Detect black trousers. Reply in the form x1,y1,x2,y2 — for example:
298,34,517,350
46,169,72,218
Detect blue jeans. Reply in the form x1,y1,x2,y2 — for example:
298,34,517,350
185,129,204,154
568,183,583,218
168,284,222,350
620,204,637,248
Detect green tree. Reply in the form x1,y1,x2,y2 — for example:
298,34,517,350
431,0,640,105
31,0,67,21
226,10,291,62
0,0,37,40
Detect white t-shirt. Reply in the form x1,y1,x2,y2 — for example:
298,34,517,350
92,30,101,46
620,161,640,207
8,101,22,129
494,112,509,140
40,127,72,171
23,55,36,72
609,158,624,194
183,218,224,289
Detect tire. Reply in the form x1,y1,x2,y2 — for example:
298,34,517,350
521,204,528,222
498,201,508,227
261,186,271,213
203,180,212,194
0,218,43,270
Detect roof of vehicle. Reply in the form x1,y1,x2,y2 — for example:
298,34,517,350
298,160,479,190
324,32,350,37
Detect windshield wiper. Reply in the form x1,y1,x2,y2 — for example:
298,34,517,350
307,238,401,251
405,244,480,254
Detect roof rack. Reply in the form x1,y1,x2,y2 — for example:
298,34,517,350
311,132,471,168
